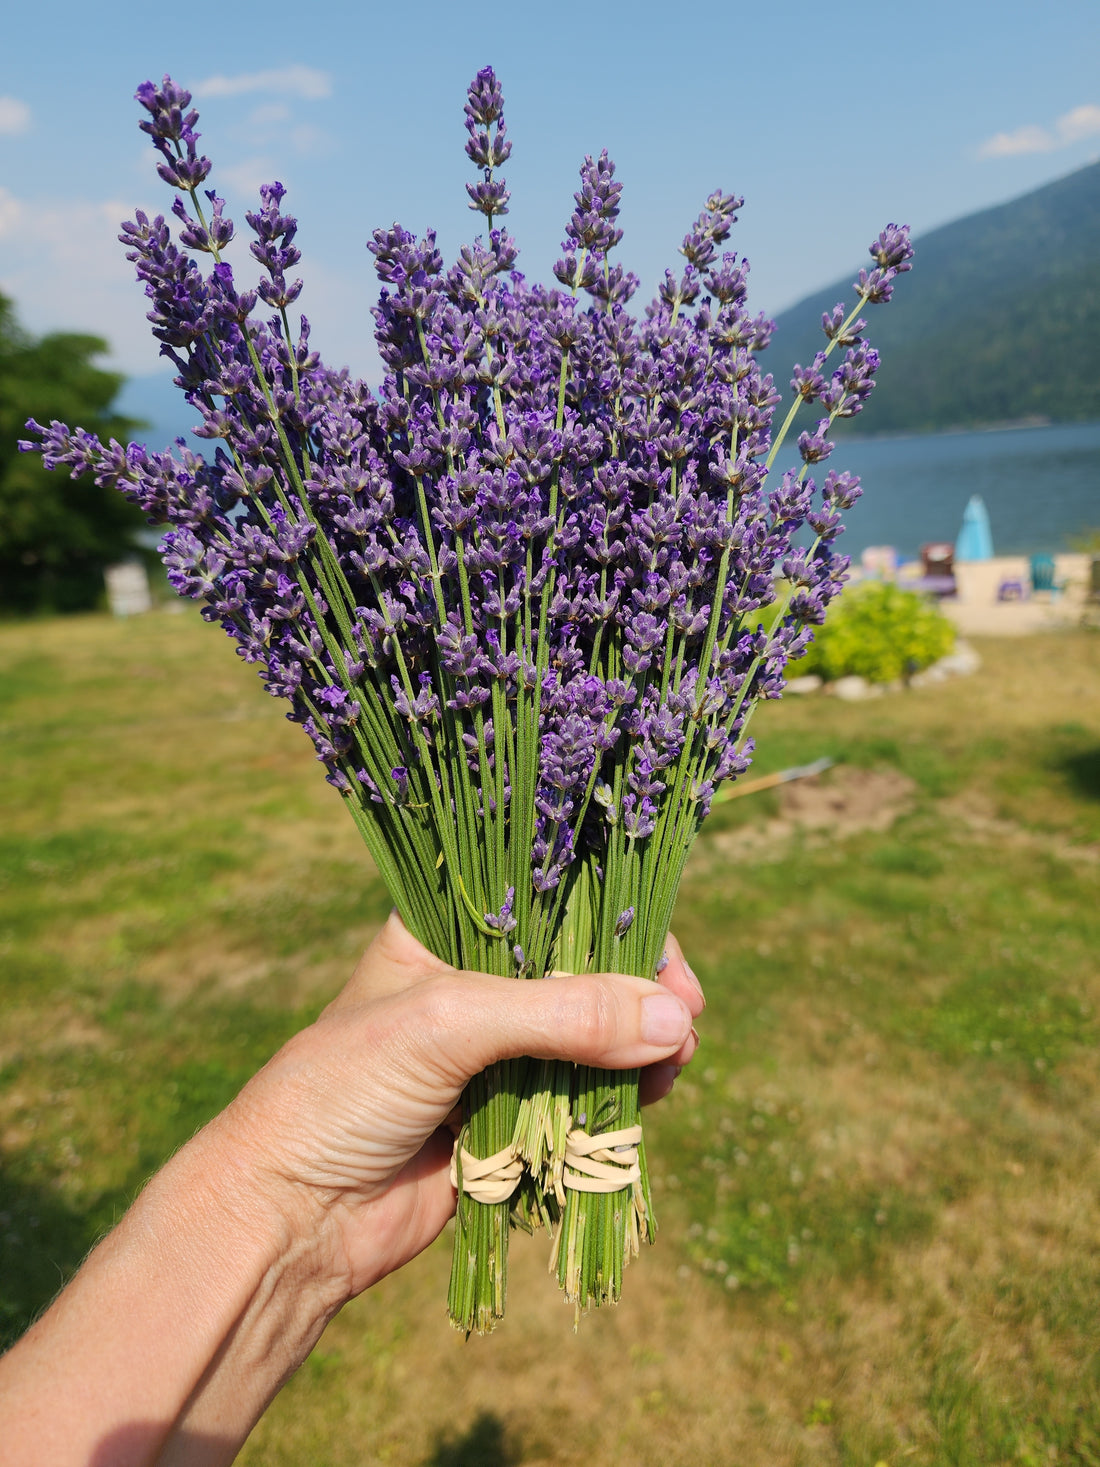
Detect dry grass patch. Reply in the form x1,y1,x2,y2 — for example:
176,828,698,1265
944,788,1100,864
4,616,1100,1460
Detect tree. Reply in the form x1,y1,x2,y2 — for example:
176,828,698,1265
0,292,147,613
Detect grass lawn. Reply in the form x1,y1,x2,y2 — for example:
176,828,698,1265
1,609,1098,1466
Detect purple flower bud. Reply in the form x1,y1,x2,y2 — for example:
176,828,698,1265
564,151,624,260
463,67,511,225
484,886,518,934
823,343,881,417
869,222,913,273
790,353,827,402
821,303,865,345
466,177,511,219
822,469,862,510
854,266,898,304
390,767,410,804
680,191,742,270
798,419,834,465
464,66,505,126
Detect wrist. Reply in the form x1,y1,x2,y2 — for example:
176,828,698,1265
133,1111,349,1461
195,1091,352,1317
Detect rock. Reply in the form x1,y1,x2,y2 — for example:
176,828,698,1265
909,664,949,689
937,640,982,676
830,675,878,701
785,674,823,695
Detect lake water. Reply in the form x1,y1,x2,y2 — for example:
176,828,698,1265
780,419,1100,561
120,371,1098,560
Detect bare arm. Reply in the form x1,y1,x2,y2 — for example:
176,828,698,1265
0,917,702,1466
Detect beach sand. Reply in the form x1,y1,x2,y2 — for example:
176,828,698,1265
900,552,1095,636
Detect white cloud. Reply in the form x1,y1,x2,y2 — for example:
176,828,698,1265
1057,103,1100,144
290,123,335,158
978,103,1100,159
0,185,23,236
240,103,333,156
978,123,1054,158
0,190,165,376
218,157,281,199
194,65,332,102
0,96,31,135
248,102,291,127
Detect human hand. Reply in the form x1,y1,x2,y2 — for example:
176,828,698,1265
221,914,704,1303
0,920,703,1467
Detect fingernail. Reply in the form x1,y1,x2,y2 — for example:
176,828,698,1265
641,992,692,1046
684,962,705,1005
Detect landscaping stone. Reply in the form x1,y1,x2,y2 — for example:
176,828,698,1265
786,639,981,699
785,674,823,695
830,675,880,701
909,664,948,688
937,640,982,676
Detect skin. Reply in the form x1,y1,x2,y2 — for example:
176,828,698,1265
0,916,703,1467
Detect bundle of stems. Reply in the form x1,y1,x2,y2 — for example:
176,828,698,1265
25,66,912,1332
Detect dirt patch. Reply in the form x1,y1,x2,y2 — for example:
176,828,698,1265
702,766,917,864
0,1006,107,1071
943,790,1100,866
779,765,915,834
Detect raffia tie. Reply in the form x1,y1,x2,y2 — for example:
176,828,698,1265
562,1124,643,1193
449,1139,524,1205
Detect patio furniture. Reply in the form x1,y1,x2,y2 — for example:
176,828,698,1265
918,542,956,597
1030,553,1061,598
997,578,1027,602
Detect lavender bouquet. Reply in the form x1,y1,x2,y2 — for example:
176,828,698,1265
24,68,911,1332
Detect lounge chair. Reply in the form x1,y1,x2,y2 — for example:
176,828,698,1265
1030,553,1062,599
916,542,957,597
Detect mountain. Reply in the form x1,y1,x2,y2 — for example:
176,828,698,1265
769,160,1100,435
117,163,1100,445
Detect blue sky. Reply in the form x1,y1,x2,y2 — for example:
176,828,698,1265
2,0,1098,391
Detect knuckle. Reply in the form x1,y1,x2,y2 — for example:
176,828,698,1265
412,973,465,1034
563,980,617,1053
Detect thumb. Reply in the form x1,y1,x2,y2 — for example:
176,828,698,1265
333,911,454,1009
405,969,694,1085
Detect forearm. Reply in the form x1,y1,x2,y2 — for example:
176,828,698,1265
0,932,701,1465
0,1114,342,1467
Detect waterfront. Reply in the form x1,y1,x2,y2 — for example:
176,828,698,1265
119,369,1099,563
801,418,1100,560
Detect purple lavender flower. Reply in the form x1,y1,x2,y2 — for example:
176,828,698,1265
18,65,920,1334
798,419,834,464
20,75,913,1321
464,66,511,223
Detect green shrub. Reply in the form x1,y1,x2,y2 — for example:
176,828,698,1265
796,580,956,684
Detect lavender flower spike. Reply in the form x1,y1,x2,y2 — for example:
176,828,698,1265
20,63,915,1331
464,65,510,221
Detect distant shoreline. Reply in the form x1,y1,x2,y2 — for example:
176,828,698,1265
834,414,1096,444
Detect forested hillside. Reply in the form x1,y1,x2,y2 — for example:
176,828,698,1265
771,160,1100,434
